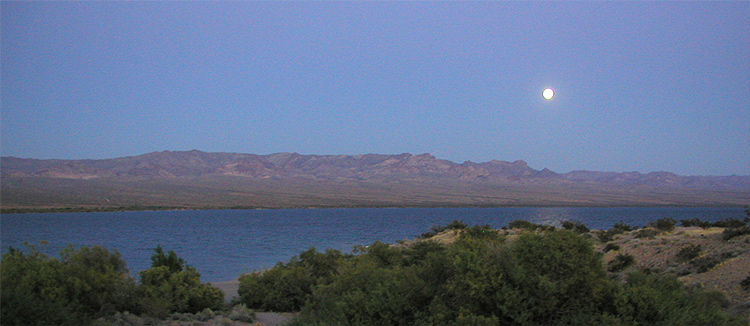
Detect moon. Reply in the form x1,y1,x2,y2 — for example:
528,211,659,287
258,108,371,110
542,88,554,100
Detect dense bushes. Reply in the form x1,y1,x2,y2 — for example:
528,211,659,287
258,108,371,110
0,244,224,325
255,223,744,325
0,244,137,326
237,247,344,311
419,219,468,238
138,245,224,318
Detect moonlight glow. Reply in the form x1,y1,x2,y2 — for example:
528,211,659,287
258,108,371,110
543,88,554,100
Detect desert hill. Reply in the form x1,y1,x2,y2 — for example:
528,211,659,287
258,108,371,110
2,150,749,211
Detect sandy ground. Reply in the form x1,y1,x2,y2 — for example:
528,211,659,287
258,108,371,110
209,279,241,304
208,279,297,326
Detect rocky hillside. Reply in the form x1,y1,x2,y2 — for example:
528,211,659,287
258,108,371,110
2,150,749,211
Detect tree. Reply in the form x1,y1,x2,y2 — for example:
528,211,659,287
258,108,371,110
138,246,224,317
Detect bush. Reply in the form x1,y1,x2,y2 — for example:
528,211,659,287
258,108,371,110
611,222,633,233
138,246,224,318
603,243,620,253
741,275,750,291
238,247,344,311
287,224,744,325
722,225,750,241
608,254,635,273
676,244,702,262
681,218,713,228
507,219,555,231
613,272,744,325
561,220,590,234
634,228,659,239
228,304,256,323
650,218,677,232
420,220,468,238
1,244,137,326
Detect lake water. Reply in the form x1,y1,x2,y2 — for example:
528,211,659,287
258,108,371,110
1,206,746,282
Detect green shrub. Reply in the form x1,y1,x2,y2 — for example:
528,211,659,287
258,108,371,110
681,218,713,228
676,244,702,262
420,220,468,238
138,246,224,318
635,228,659,239
712,218,748,228
1,244,137,326
507,220,555,231
611,222,633,233
607,254,635,273
613,272,744,325
650,218,677,232
238,247,344,312
603,243,620,253
741,274,750,291
722,225,750,241
289,224,743,325
561,220,590,234
228,304,256,323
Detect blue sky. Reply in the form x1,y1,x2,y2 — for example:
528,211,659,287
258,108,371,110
2,1,748,176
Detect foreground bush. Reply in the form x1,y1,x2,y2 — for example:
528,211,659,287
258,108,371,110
0,244,137,326
138,245,224,318
238,247,344,311
1,244,224,325
278,224,744,325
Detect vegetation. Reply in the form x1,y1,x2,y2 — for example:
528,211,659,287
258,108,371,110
4,218,747,325
650,217,677,232
0,244,228,325
137,245,224,318
561,220,590,234
235,221,744,325
607,254,635,273
419,219,468,238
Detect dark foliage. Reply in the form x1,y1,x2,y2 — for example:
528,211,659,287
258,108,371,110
650,217,677,232
138,246,224,318
280,227,743,325
561,220,590,234
507,219,555,231
237,247,344,312
741,274,750,291
608,254,635,273
603,243,620,253
420,220,468,238
722,225,750,241
0,244,138,326
0,243,225,325
676,244,702,262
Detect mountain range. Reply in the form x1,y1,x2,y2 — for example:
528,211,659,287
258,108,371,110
2,150,748,211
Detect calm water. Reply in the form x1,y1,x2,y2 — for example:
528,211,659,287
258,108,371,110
1,207,745,282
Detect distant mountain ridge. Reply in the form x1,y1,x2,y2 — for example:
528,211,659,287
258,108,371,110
2,150,749,210
2,150,748,189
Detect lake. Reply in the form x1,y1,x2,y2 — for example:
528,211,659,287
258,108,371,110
1,206,746,282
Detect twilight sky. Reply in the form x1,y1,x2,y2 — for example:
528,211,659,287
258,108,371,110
2,1,748,176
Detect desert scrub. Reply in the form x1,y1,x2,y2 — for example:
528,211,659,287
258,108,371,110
676,244,702,262
507,219,555,231
227,304,256,323
608,254,635,273
722,225,750,241
561,220,590,234
741,274,750,291
650,217,677,232
419,220,468,238
603,243,620,253
634,228,659,239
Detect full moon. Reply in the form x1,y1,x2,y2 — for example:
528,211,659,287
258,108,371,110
542,88,555,100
